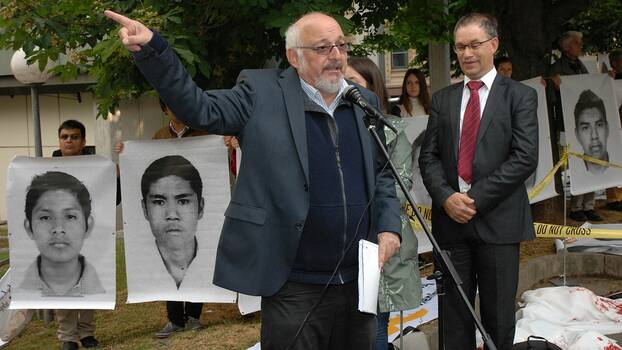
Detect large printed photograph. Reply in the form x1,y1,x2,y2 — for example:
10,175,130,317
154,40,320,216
119,136,236,304
7,156,116,309
560,74,622,195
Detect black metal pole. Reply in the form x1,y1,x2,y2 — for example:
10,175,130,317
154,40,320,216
31,84,43,157
366,121,497,350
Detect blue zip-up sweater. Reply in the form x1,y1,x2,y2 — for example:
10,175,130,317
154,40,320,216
288,98,370,284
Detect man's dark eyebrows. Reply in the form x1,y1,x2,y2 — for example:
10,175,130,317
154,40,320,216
147,194,167,199
174,193,195,200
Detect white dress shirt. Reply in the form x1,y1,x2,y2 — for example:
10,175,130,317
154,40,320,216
458,67,497,193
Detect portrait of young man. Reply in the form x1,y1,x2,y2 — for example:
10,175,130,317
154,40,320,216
19,171,105,297
574,89,610,174
140,155,204,289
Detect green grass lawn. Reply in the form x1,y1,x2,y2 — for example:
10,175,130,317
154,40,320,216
5,239,261,350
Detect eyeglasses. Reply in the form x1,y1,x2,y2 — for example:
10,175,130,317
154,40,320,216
453,37,496,53
296,43,350,55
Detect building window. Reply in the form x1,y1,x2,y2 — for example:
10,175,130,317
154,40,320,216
391,50,408,69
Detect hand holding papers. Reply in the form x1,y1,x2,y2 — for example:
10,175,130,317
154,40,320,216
358,240,380,314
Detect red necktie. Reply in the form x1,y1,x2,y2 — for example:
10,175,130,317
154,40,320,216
458,80,484,184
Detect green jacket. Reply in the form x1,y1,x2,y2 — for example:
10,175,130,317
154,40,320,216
378,117,422,313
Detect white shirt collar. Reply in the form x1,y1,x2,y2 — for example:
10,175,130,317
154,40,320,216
464,66,497,90
299,77,348,116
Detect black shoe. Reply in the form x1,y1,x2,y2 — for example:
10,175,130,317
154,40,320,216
80,336,99,348
584,210,604,222
62,342,79,350
569,210,587,221
606,201,622,211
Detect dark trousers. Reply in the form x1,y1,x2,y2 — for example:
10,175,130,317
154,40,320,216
438,229,519,350
261,281,376,350
167,301,203,327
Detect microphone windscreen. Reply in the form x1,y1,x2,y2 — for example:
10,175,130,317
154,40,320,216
343,85,362,104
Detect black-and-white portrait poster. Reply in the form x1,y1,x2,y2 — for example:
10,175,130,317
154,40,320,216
7,156,116,309
402,116,433,254
120,136,236,304
521,78,558,203
560,74,622,195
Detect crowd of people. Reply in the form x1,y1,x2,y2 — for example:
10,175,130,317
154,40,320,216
8,7,622,350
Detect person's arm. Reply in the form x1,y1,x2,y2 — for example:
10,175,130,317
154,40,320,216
418,94,457,208
105,10,254,135
367,95,401,267
467,86,539,214
418,94,476,223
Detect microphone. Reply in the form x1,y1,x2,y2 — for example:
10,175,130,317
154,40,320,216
342,85,397,133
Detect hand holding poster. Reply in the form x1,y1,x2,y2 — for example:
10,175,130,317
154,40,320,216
8,156,116,310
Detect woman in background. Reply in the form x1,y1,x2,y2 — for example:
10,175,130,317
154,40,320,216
393,68,430,117
346,57,421,350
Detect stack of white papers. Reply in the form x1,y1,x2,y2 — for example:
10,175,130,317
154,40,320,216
358,240,380,314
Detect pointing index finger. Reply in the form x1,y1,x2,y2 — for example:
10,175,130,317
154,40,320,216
104,10,133,26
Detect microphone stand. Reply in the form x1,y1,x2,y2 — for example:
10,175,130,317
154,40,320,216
363,114,497,350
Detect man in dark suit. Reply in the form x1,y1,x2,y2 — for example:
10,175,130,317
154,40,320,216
419,13,538,350
105,10,401,350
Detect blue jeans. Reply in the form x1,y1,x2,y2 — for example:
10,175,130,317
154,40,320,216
375,311,390,350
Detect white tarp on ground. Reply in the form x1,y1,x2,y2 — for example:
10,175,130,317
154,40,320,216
515,286,622,349
555,223,622,254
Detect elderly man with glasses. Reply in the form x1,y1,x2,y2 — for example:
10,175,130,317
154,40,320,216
105,10,401,350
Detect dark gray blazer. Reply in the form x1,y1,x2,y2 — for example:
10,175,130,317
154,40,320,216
419,74,538,245
133,42,401,296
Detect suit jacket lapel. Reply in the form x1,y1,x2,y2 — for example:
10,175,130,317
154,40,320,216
477,75,505,145
278,67,309,183
450,83,463,159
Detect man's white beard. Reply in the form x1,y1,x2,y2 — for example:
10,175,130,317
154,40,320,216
315,77,344,94
298,52,344,95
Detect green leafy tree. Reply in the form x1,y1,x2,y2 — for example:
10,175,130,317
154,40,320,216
358,0,597,80
0,0,405,117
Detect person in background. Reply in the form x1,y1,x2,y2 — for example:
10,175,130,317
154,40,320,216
606,49,622,211
547,31,603,222
392,68,430,117
54,120,100,350
347,56,421,350
420,13,538,349
494,56,513,79
345,57,391,114
609,49,622,80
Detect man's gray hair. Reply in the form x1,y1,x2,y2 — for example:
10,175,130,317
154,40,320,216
285,12,336,50
285,21,301,50
559,31,583,51
453,12,498,38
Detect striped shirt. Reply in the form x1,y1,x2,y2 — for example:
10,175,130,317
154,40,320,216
299,77,348,117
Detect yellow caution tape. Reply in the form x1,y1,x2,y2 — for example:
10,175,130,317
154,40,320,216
526,147,622,200
404,146,622,238
527,152,567,200
534,222,622,239
567,150,622,169
405,203,622,238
